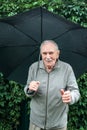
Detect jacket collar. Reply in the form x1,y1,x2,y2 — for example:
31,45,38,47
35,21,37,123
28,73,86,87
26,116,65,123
39,59,61,70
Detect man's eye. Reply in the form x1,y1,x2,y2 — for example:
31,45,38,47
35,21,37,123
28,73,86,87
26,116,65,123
42,52,53,55
43,52,47,55
49,52,53,55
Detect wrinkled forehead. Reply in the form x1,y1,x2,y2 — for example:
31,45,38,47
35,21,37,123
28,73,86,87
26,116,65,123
40,42,58,53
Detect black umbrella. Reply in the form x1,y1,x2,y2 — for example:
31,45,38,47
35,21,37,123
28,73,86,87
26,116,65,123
0,7,87,84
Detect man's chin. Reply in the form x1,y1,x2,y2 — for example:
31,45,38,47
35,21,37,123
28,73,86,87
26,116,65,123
46,62,52,66
46,63,54,68
44,61,55,66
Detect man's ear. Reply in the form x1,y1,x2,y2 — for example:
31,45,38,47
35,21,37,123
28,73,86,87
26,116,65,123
56,50,60,60
57,50,60,56
40,53,42,60
58,50,60,55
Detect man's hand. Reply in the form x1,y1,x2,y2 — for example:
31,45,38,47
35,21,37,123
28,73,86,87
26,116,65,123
60,89,71,103
29,81,40,92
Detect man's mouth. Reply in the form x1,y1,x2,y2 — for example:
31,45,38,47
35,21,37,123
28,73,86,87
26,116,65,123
45,58,52,62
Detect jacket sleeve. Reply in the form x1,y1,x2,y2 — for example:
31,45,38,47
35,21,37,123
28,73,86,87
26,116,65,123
66,65,80,105
24,64,36,97
24,85,35,97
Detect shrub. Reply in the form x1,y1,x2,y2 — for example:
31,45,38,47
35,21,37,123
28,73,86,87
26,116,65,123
68,73,87,130
0,73,25,130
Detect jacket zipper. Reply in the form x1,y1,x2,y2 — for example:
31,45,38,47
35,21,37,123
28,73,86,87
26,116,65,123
44,73,49,129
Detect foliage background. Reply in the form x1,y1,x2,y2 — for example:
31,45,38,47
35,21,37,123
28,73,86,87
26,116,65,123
0,0,87,27
0,0,87,130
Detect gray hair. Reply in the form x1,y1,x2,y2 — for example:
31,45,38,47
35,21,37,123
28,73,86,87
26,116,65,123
40,40,59,52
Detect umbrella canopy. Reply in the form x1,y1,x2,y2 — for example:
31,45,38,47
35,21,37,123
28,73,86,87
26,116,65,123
0,7,87,84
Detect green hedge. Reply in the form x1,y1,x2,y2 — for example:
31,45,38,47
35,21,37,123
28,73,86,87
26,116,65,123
0,73,25,130
68,73,87,130
0,1,87,27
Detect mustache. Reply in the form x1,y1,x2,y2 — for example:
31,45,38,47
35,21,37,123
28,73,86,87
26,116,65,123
45,58,52,62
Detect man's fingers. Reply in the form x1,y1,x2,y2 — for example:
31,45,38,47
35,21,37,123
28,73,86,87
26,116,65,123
60,89,64,95
36,81,40,85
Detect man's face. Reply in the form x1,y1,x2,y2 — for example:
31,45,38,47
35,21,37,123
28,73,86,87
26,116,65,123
41,43,60,69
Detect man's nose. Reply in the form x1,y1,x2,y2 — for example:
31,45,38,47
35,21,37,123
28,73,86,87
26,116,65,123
46,53,50,58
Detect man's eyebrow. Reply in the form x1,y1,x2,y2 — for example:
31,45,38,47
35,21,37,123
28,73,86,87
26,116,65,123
42,51,54,53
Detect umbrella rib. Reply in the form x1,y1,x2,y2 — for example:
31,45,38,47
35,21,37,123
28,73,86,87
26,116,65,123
1,21,40,45
14,24,40,44
7,47,39,78
52,26,85,40
62,49,87,58
41,7,43,42
72,50,87,58
0,44,40,47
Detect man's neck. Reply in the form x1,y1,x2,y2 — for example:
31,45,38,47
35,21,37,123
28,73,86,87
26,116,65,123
45,65,54,73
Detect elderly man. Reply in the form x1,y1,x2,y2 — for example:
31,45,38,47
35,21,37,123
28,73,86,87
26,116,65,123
24,40,80,130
